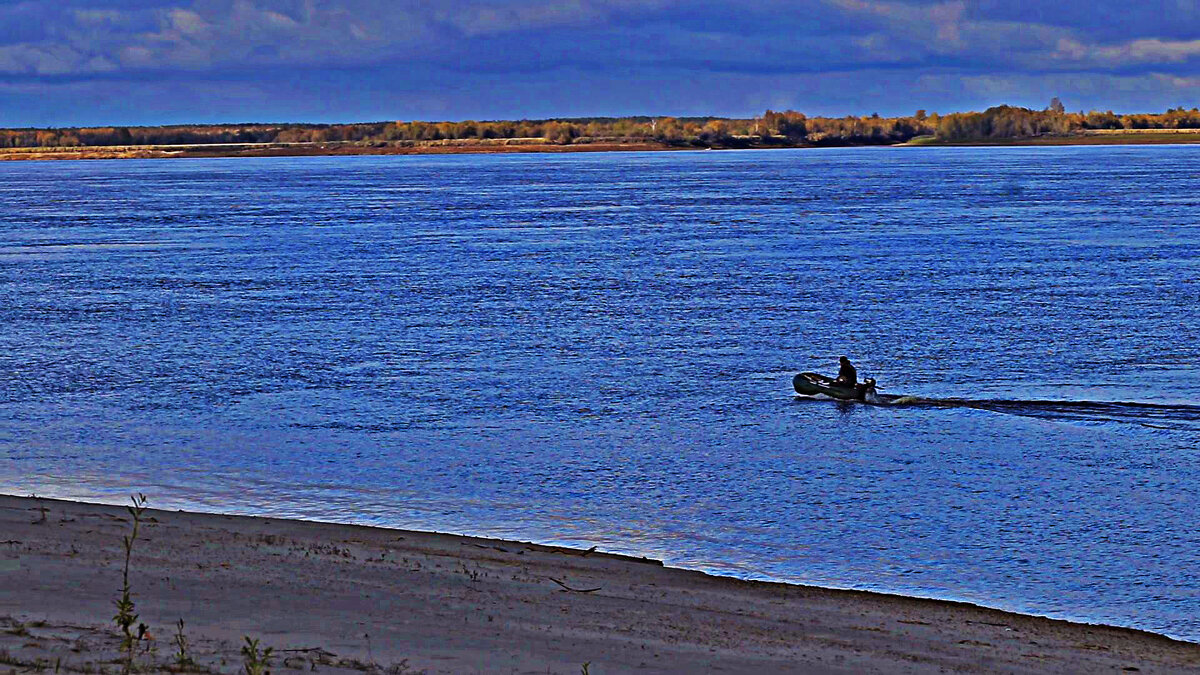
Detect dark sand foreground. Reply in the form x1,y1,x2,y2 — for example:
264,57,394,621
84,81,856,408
1,495,1196,674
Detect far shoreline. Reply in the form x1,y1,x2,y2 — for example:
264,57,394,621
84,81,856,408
2,493,1197,673
5,131,1200,163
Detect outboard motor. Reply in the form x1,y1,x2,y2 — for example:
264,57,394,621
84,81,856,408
859,378,880,403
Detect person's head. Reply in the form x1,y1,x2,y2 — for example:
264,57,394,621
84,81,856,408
840,356,850,365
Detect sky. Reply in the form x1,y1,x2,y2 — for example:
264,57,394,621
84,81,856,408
1,0,1198,126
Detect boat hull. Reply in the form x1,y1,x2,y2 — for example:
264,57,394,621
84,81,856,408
793,372,866,401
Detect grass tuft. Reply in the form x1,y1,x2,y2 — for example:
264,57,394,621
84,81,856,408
240,637,273,675
113,493,148,674
172,619,194,670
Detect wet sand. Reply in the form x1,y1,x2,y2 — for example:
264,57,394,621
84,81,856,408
1,494,1197,674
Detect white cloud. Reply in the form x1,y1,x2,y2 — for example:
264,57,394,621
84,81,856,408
1151,72,1200,89
1055,36,1200,65
0,43,109,75
826,0,967,51
167,9,210,36
118,45,156,68
1,0,1199,88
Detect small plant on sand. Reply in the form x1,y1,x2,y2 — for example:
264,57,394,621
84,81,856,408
113,493,148,673
26,494,48,524
240,636,273,675
581,662,591,675
173,619,194,669
456,562,480,582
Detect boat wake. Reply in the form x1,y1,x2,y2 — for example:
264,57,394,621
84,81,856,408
872,394,1200,432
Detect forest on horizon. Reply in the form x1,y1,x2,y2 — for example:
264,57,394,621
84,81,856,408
3,102,1200,150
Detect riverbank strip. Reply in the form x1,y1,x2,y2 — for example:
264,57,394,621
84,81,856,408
0,139,681,161
906,129,1200,146
6,129,1200,162
1,494,1196,674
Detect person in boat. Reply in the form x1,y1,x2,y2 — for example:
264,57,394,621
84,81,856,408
833,356,857,388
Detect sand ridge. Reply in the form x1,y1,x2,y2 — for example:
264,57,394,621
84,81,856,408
1,494,1197,674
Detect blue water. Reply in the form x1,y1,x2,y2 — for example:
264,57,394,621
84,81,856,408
2,147,1198,640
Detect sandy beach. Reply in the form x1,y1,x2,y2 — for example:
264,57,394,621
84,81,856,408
0,140,679,162
1,494,1196,674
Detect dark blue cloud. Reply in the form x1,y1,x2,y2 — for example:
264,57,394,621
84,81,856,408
1,0,1197,126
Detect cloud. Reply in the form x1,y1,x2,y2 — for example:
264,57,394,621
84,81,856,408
1054,36,1200,66
916,69,1200,112
0,42,120,75
827,0,967,49
5,0,1199,77
1151,72,1200,89
1,0,1198,124
439,1,611,37
166,8,209,35
72,9,129,26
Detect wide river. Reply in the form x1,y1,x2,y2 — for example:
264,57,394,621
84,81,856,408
2,147,1198,640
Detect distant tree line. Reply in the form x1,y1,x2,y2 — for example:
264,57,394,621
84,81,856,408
0,112,933,149
935,104,1200,141
3,105,1199,149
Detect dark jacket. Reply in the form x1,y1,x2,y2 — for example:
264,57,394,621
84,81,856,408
836,360,857,385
